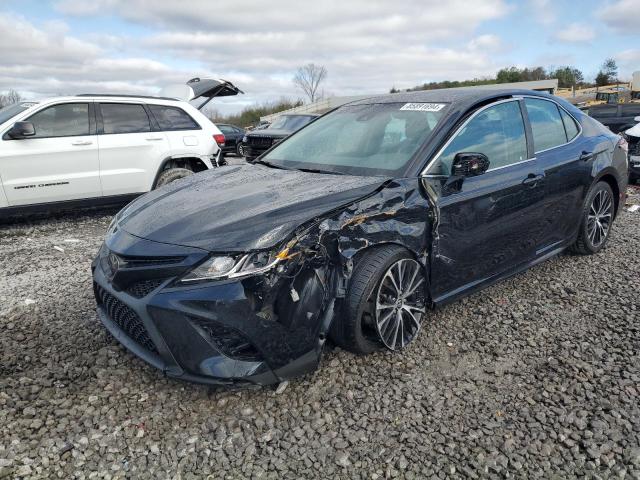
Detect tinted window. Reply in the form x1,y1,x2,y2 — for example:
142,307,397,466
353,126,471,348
27,103,89,138
263,103,447,176
0,102,37,126
560,109,579,141
101,104,150,134
430,101,527,175
269,115,316,131
150,105,199,131
217,125,235,134
525,98,567,152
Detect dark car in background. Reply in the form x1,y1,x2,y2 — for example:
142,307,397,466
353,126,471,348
243,113,319,162
215,123,245,156
588,103,640,133
92,89,627,387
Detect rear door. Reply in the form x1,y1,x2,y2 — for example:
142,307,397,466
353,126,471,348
147,103,206,157
522,97,594,254
97,102,170,196
0,102,100,206
425,99,545,302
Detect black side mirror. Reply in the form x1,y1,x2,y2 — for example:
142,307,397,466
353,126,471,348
7,121,35,139
443,152,490,194
451,152,490,177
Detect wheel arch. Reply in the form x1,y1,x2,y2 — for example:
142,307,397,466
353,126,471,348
592,169,622,218
151,156,211,189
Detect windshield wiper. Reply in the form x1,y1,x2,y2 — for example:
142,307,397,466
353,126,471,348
254,159,291,170
296,167,344,175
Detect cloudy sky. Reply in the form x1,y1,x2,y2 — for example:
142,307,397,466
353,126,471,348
0,0,638,114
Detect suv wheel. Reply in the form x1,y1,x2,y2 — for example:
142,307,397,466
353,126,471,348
330,245,427,354
155,168,193,188
237,143,245,157
570,181,615,255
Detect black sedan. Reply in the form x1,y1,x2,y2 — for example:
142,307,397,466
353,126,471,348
215,123,245,156
243,114,319,162
92,89,628,386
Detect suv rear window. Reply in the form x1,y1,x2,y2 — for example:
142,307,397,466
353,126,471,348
100,103,151,134
150,105,199,131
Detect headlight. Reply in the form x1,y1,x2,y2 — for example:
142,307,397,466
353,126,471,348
179,247,292,283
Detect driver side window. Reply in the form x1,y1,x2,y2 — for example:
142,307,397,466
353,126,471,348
428,100,528,175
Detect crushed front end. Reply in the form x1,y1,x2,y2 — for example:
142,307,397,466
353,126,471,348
91,225,335,386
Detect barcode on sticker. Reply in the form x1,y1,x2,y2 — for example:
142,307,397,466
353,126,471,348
400,103,446,112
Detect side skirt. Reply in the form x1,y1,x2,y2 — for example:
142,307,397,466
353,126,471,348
432,245,568,308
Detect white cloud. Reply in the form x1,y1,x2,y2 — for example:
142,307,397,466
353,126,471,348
552,23,595,44
3,1,512,113
598,0,640,35
528,0,555,25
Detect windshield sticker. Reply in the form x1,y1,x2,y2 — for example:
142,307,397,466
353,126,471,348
400,103,446,112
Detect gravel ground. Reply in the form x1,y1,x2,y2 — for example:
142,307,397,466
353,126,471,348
1,184,639,479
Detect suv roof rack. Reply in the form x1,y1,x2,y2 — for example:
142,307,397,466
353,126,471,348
76,93,179,101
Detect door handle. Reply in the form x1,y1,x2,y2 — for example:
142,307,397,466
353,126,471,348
71,140,92,146
145,136,164,141
580,150,594,161
522,173,543,186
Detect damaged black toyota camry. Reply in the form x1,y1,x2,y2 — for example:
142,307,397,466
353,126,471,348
92,88,628,386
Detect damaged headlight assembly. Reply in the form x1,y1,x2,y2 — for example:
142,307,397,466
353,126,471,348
179,247,294,283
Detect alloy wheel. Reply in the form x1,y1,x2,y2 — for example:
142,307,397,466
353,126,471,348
587,189,613,248
373,258,426,350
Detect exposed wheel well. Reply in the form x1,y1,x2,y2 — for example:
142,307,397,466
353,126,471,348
597,174,620,217
152,157,208,188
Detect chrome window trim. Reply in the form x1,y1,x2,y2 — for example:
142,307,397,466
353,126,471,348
420,98,527,176
516,95,583,154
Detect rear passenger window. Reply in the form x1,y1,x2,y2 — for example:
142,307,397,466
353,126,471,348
560,109,579,141
149,105,199,131
100,104,151,134
524,98,567,151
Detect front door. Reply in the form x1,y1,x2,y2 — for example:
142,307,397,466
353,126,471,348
0,102,100,206
424,99,546,303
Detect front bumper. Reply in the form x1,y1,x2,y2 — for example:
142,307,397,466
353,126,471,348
91,229,329,386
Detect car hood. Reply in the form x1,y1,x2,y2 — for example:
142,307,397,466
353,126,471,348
247,128,292,138
117,164,389,252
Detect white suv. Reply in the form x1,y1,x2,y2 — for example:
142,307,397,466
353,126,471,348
0,78,242,216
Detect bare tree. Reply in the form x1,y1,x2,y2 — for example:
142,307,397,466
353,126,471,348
0,89,23,108
293,64,327,104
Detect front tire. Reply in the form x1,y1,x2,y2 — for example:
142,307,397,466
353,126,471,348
570,181,615,255
236,143,245,157
155,167,193,188
330,245,427,354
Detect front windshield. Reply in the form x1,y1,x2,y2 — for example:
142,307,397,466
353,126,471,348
269,115,316,131
0,102,36,125
262,102,447,176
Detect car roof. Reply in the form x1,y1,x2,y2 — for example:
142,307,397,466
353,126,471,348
347,88,554,108
32,94,186,105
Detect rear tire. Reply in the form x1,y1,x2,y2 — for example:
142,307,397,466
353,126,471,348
236,143,244,157
330,245,427,354
570,181,615,255
155,168,193,188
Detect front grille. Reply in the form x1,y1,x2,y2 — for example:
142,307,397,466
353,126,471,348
96,284,159,355
192,318,262,361
126,279,164,298
248,136,272,147
630,138,640,156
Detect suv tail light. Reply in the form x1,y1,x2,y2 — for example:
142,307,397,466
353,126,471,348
213,134,225,147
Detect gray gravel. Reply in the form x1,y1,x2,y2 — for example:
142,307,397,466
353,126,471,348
1,185,639,479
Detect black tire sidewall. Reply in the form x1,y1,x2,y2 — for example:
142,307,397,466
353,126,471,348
155,168,193,188
343,247,417,354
